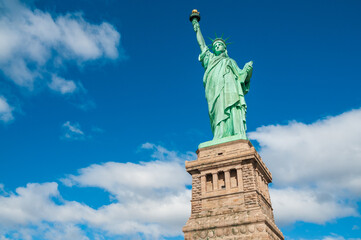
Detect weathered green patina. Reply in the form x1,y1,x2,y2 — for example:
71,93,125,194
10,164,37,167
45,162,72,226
190,10,253,148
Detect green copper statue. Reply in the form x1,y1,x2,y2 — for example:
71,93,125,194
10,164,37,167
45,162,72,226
190,10,253,146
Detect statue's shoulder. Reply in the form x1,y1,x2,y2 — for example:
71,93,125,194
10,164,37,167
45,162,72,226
227,57,238,66
228,57,236,62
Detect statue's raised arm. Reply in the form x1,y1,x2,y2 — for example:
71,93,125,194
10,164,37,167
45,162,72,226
189,10,254,148
190,10,207,52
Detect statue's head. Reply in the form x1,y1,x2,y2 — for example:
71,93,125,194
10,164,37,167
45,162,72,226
212,39,226,55
209,36,230,56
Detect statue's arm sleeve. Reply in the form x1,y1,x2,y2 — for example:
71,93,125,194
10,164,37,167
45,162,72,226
242,63,252,94
198,48,212,69
232,60,251,94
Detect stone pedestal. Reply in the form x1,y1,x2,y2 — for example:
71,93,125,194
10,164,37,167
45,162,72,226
183,139,284,240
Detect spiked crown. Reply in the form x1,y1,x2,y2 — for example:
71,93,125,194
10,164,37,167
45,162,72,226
208,34,231,50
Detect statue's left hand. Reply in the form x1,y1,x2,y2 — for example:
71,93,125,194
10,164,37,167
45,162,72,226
245,61,253,73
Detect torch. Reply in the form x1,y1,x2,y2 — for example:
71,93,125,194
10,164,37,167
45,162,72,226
189,9,201,23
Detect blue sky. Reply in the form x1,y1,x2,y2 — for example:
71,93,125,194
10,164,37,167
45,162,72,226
0,0,361,239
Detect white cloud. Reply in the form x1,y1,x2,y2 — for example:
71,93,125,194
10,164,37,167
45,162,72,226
61,121,85,140
270,188,357,226
0,96,14,123
43,224,90,240
0,144,194,239
249,108,361,226
0,182,92,227
141,142,154,149
323,237,345,240
48,75,77,94
0,182,94,240
0,0,121,90
140,142,196,163
91,126,104,133
62,144,194,237
322,234,361,240
61,122,106,140
64,161,189,196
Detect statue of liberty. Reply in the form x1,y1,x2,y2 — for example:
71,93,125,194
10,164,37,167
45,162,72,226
190,10,253,145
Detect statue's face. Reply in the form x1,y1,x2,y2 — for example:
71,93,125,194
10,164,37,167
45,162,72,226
213,41,226,55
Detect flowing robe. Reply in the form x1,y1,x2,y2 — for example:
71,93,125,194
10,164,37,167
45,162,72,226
199,48,252,139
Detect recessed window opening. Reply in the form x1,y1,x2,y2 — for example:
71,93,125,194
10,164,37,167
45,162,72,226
206,173,213,192
230,169,238,188
218,171,225,189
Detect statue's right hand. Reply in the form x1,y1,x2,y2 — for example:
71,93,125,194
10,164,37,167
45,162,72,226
192,20,200,32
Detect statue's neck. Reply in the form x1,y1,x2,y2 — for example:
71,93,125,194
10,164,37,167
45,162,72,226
215,52,227,58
